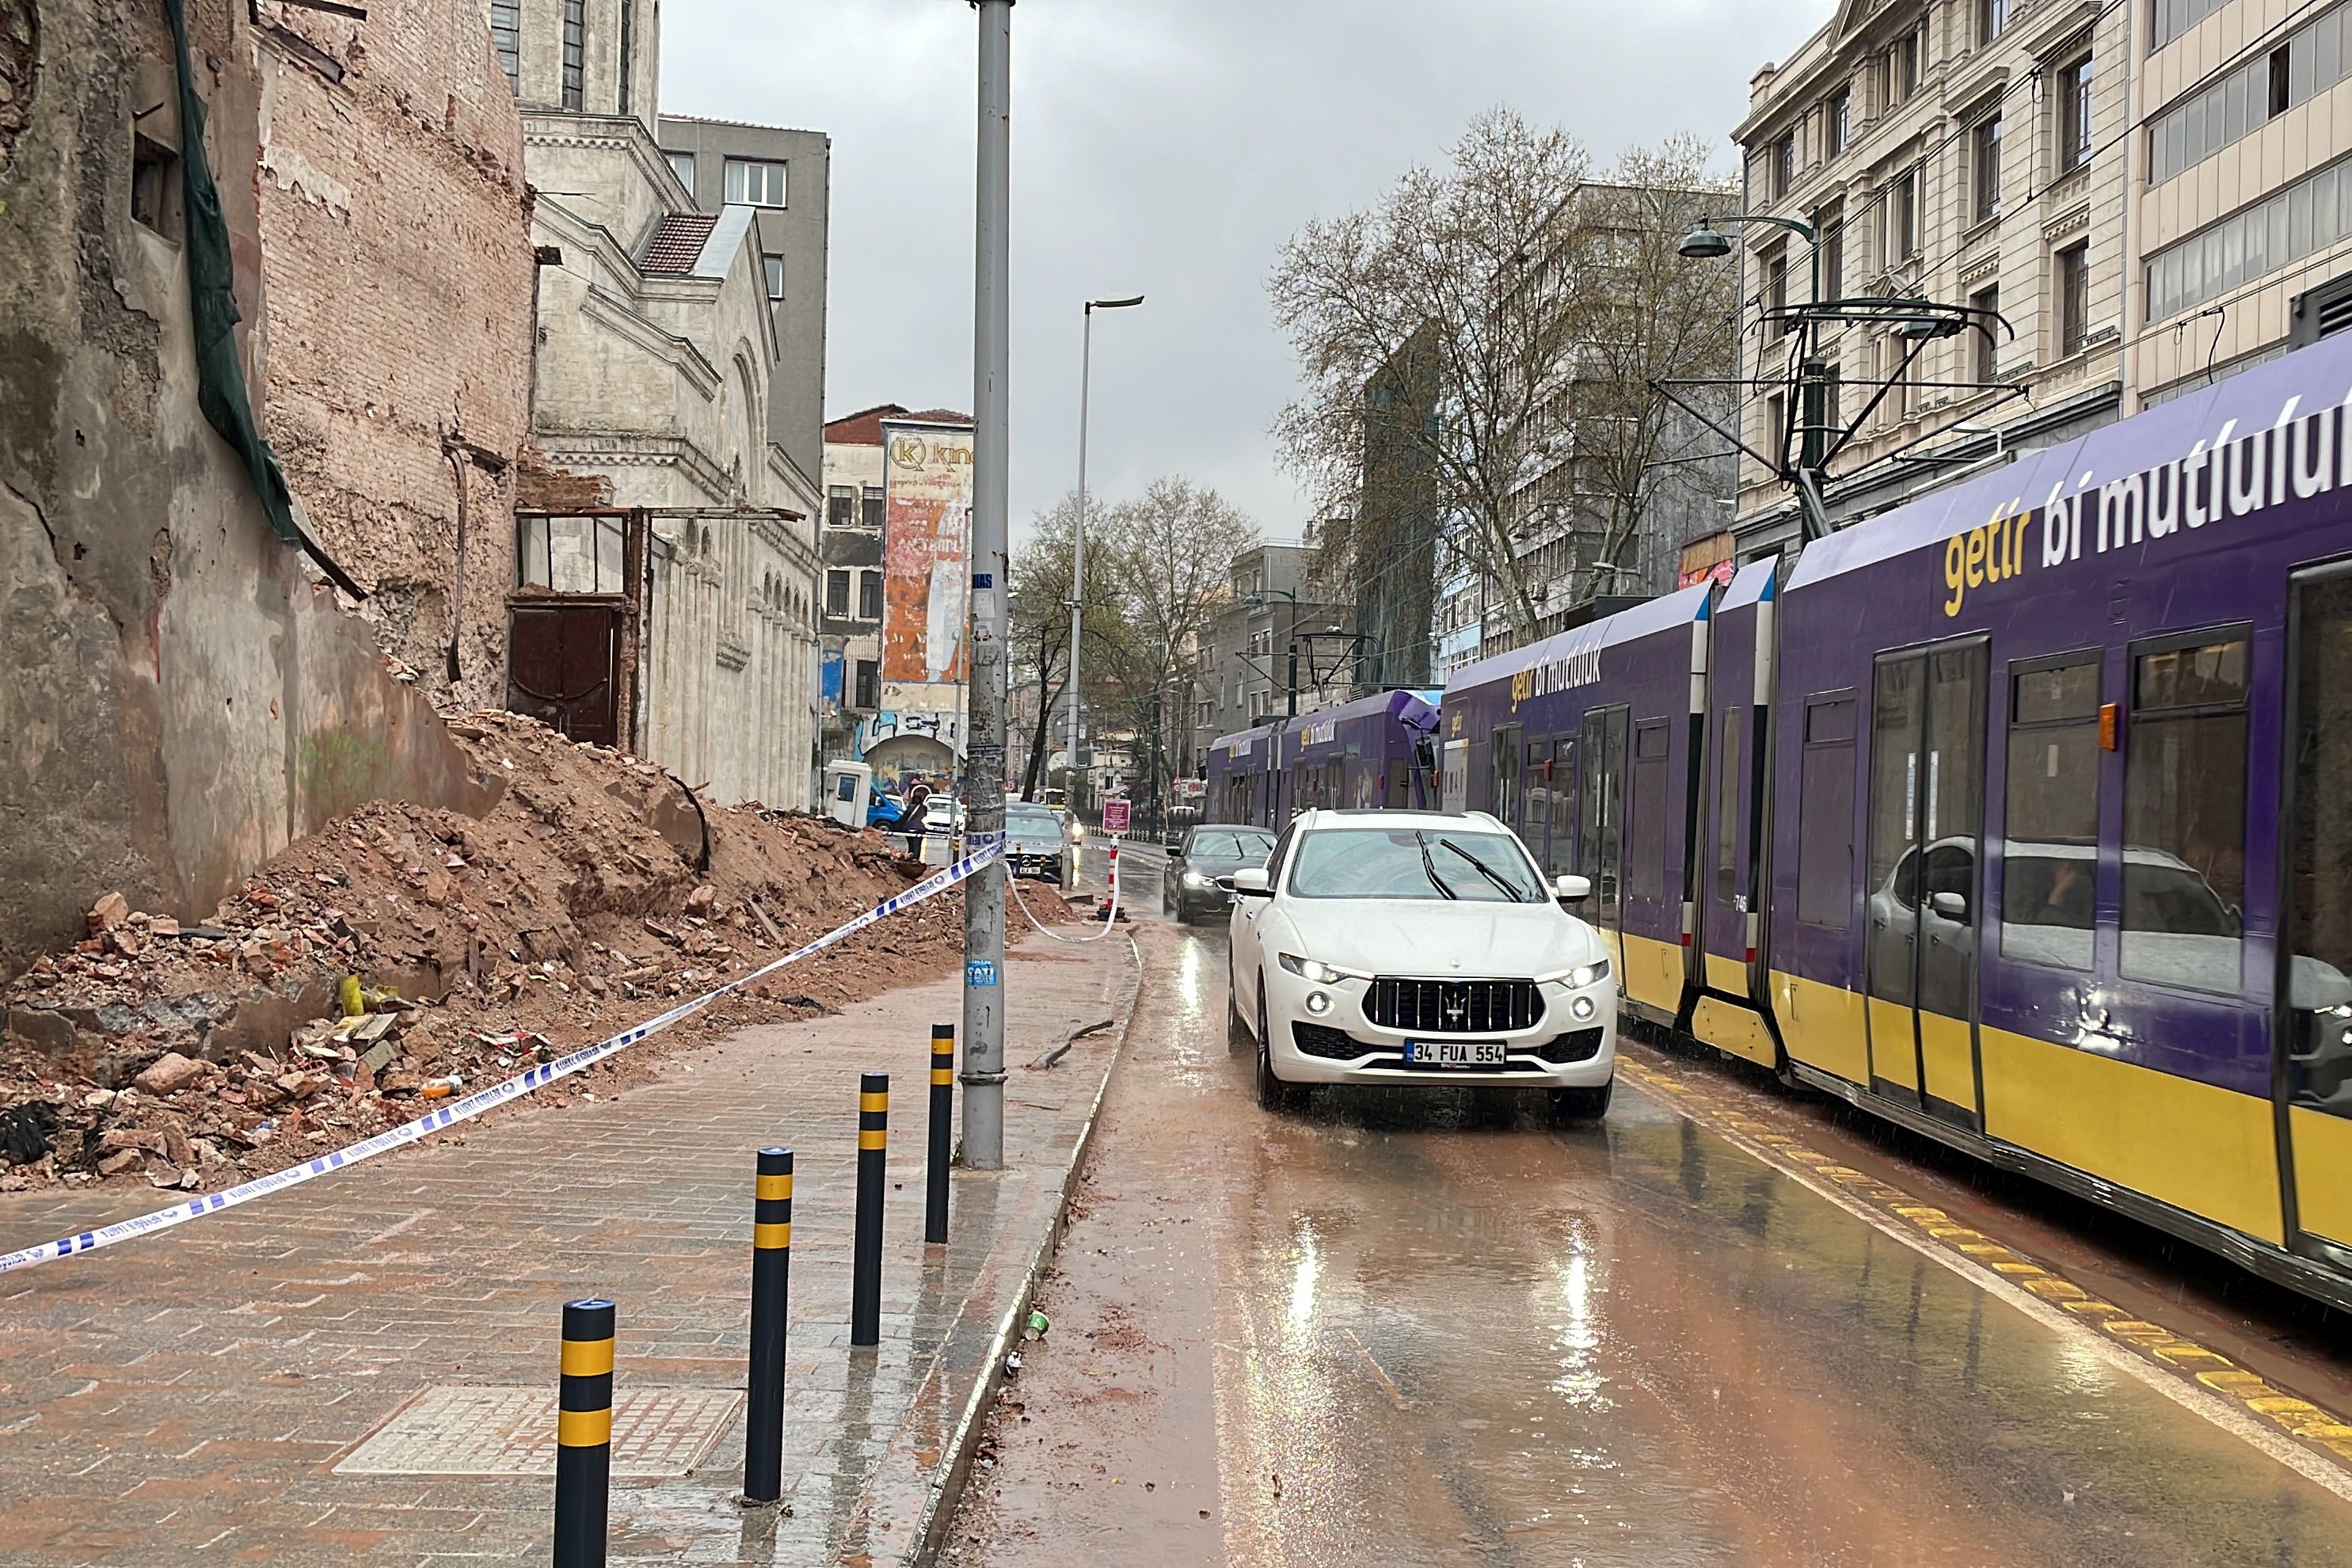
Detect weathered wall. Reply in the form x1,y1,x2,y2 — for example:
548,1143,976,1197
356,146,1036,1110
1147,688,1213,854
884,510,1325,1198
249,0,536,707
0,0,496,977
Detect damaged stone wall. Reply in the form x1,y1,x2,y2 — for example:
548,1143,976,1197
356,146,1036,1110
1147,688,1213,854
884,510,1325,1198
0,0,496,979
248,0,536,707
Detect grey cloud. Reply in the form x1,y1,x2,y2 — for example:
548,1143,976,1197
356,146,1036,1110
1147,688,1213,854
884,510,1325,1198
664,0,1833,542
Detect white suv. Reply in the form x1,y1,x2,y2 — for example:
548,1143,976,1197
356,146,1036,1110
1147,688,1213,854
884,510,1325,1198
1227,809,1617,1121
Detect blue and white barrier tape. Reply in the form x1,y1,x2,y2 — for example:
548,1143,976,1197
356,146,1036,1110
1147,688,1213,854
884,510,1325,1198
0,838,1005,1275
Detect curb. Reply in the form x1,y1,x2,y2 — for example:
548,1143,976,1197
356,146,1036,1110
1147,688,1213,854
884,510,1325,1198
885,930,1148,1566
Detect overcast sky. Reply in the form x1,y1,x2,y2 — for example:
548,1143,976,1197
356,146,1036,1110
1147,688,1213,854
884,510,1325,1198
664,0,1833,544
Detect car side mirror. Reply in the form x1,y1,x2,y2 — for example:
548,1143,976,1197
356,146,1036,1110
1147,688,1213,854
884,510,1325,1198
1930,891,1968,921
1555,873,1593,901
1231,868,1273,897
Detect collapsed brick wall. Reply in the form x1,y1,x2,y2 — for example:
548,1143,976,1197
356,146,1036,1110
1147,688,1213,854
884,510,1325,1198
250,0,536,708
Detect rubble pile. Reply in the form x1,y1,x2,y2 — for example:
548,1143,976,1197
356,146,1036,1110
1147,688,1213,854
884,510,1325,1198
0,710,1074,1193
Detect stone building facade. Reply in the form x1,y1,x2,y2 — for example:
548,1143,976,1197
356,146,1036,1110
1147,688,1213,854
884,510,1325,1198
657,114,831,480
250,0,538,705
508,0,824,809
1728,0,2352,555
1728,0,2133,551
0,0,501,972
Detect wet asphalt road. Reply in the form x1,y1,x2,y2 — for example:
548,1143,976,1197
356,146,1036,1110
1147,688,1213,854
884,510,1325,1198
950,850,2352,1566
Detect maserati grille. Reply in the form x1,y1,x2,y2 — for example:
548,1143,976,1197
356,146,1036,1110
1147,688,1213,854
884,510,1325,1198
1365,978,1544,1034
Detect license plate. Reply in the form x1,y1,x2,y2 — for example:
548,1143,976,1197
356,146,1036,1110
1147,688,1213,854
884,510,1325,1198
1404,1039,1507,1067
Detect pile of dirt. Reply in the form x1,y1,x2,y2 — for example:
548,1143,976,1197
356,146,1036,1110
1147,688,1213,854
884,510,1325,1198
0,710,1075,1194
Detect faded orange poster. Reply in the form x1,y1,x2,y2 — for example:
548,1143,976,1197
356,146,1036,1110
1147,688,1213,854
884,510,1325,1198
881,424,974,683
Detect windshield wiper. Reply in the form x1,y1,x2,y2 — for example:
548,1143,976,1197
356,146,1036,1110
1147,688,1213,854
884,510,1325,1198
1414,833,1460,900
1434,837,1528,901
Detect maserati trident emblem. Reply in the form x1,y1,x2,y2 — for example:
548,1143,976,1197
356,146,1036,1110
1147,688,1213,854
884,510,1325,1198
1444,999,1466,1024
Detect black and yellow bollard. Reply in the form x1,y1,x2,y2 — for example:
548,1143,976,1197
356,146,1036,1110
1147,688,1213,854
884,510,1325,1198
743,1147,792,1504
925,1025,954,1245
554,1297,615,1568
851,1071,888,1346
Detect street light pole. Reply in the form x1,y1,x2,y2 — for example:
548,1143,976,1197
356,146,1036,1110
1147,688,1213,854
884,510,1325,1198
1065,294,1143,821
961,0,1014,1173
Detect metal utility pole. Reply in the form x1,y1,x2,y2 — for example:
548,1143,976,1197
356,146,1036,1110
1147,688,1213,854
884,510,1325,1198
1065,293,1144,820
961,0,1014,1172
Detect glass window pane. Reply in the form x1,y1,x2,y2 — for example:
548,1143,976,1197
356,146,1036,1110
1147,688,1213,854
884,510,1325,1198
2015,661,2099,722
2120,636,2250,990
2135,636,2250,709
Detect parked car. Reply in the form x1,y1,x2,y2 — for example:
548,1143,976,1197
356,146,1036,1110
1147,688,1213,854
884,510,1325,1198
1163,824,1276,923
1227,809,1616,1121
1003,801,1068,881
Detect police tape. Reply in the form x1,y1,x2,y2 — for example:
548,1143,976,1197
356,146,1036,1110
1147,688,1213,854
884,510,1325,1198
0,837,1006,1276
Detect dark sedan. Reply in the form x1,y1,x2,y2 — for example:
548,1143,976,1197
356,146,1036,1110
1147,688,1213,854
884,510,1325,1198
1003,801,1068,881
1163,824,1277,923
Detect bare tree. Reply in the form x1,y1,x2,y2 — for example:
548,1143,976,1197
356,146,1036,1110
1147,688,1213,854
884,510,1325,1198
1554,139,1740,599
1269,112,1735,646
1006,495,1119,801
1088,478,1259,823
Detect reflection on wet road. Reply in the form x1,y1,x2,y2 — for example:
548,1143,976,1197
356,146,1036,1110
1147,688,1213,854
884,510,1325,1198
953,896,2352,1566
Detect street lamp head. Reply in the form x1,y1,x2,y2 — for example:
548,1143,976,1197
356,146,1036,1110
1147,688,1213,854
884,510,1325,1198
1676,223,1734,261
1087,295,1146,312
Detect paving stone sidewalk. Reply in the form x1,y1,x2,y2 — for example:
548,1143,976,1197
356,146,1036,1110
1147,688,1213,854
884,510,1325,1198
0,933,1137,1566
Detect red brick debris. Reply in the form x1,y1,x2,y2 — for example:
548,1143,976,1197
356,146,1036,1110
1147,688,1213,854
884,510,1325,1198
0,710,1071,1196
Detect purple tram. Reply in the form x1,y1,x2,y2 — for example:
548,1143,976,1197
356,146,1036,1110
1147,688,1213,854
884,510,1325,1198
1753,330,2352,1307
1433,329,2352,1305
1439,586,1715,1029
1201,690,1439,831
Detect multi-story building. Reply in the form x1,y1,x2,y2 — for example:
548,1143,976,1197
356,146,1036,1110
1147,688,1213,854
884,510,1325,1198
656,116,831,484
1494,181,1737,641
1728,0,2352,557
2128,0,2352,398
816,405,896,763
501,0,824,808
1726,0,2133,554
1189,544,1356,757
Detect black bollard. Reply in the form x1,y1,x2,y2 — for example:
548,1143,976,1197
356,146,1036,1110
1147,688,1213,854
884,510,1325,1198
554,1297,614,1567
743,1147,792,1504
851,1071,888,1346
925,1025,953,1245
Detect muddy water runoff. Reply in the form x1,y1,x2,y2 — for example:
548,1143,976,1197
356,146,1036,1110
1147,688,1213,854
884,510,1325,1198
951,867,2352,1566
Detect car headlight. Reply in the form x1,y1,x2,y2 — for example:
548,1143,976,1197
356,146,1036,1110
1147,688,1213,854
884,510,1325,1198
1182,871,1211,888
1278,952,1371,984
1536,957,1612,988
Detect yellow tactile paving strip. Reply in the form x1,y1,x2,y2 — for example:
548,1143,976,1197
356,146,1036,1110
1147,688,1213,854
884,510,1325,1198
1620,1056,2352,1475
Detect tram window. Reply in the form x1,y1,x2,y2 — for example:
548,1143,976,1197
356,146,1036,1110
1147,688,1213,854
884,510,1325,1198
1630,720,1670,900
1716,708,1741,904
2119,630,2250,990
2003,656,2100,970
1798,693,1857,929
2285,570,2352,1117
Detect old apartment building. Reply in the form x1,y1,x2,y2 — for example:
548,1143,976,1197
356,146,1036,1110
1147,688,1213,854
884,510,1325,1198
1728,0,2352,554
505,0,824,808
1728,0,2133,550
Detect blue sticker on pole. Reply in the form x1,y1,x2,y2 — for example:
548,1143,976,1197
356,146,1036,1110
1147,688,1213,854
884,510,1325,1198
965,959,1000,988
972,572,995,588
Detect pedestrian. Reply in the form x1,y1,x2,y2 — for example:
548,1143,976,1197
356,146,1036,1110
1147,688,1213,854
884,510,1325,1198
901,775,931,858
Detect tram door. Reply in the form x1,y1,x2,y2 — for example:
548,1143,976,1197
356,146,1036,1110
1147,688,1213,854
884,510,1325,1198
1522,737,1577,874
2282,563,2352,1259
1491,724,1524,828
1579,708,1630,967
1863,641,1987,1124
